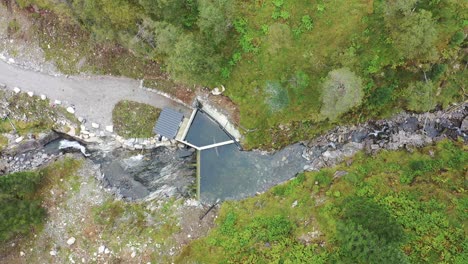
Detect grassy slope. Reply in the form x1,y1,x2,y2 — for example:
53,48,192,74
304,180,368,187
176,140,467,263
112,100,161,138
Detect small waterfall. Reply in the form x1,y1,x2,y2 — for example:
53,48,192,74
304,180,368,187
58,140,90,157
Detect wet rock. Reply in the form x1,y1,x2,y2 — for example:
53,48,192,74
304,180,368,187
177,148,195,158
424,121,441,138
350,130,368,143
401,117,418,132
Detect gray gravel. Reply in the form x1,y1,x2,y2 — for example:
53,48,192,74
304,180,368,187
0,60,191,129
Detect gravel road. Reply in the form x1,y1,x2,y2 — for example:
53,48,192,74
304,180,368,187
0,60,191,129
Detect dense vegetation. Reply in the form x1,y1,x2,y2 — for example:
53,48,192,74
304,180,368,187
0,158,81,243
9,0,467,148
176,140,467,263
112,100,161,138
0,171,45,241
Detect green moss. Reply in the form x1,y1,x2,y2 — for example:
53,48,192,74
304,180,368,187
112,100,161,138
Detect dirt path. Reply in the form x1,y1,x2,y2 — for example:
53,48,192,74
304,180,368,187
0,60,191,129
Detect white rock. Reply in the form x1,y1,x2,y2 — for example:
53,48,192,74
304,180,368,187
67,237,76,245
8,58,15,64
105,125,113,133
104,248,110,254
27,91,34,97
78,116,84,123
134,144,143,149
54,100,62,105
91,123,100,129
66,107,75,114
20,251,25,257
291,200,298,208
0,54,5,60
13,87,21,93
40,94,47,100
15,136,24,143
131,251,136,258
49,250,57,256
98,245,105,254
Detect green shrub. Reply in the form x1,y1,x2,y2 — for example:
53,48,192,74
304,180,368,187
404,81,436,112
314,170,333,186
429,64,447,81
450,31,465,46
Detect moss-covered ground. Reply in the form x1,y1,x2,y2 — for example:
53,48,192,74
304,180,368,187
112,100,161,139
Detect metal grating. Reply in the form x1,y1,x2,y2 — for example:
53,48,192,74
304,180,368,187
153,108,184,139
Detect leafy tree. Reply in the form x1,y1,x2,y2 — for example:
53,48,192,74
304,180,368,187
320,68,363,121
404,81,436,112
197,0,233,45
384,1,438,61
150,21,182,56
166,34,222,85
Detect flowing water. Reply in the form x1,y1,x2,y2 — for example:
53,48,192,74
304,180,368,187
44,138,197,200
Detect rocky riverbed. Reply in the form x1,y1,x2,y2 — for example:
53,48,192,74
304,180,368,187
1,99,467,203
302,104,467,171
